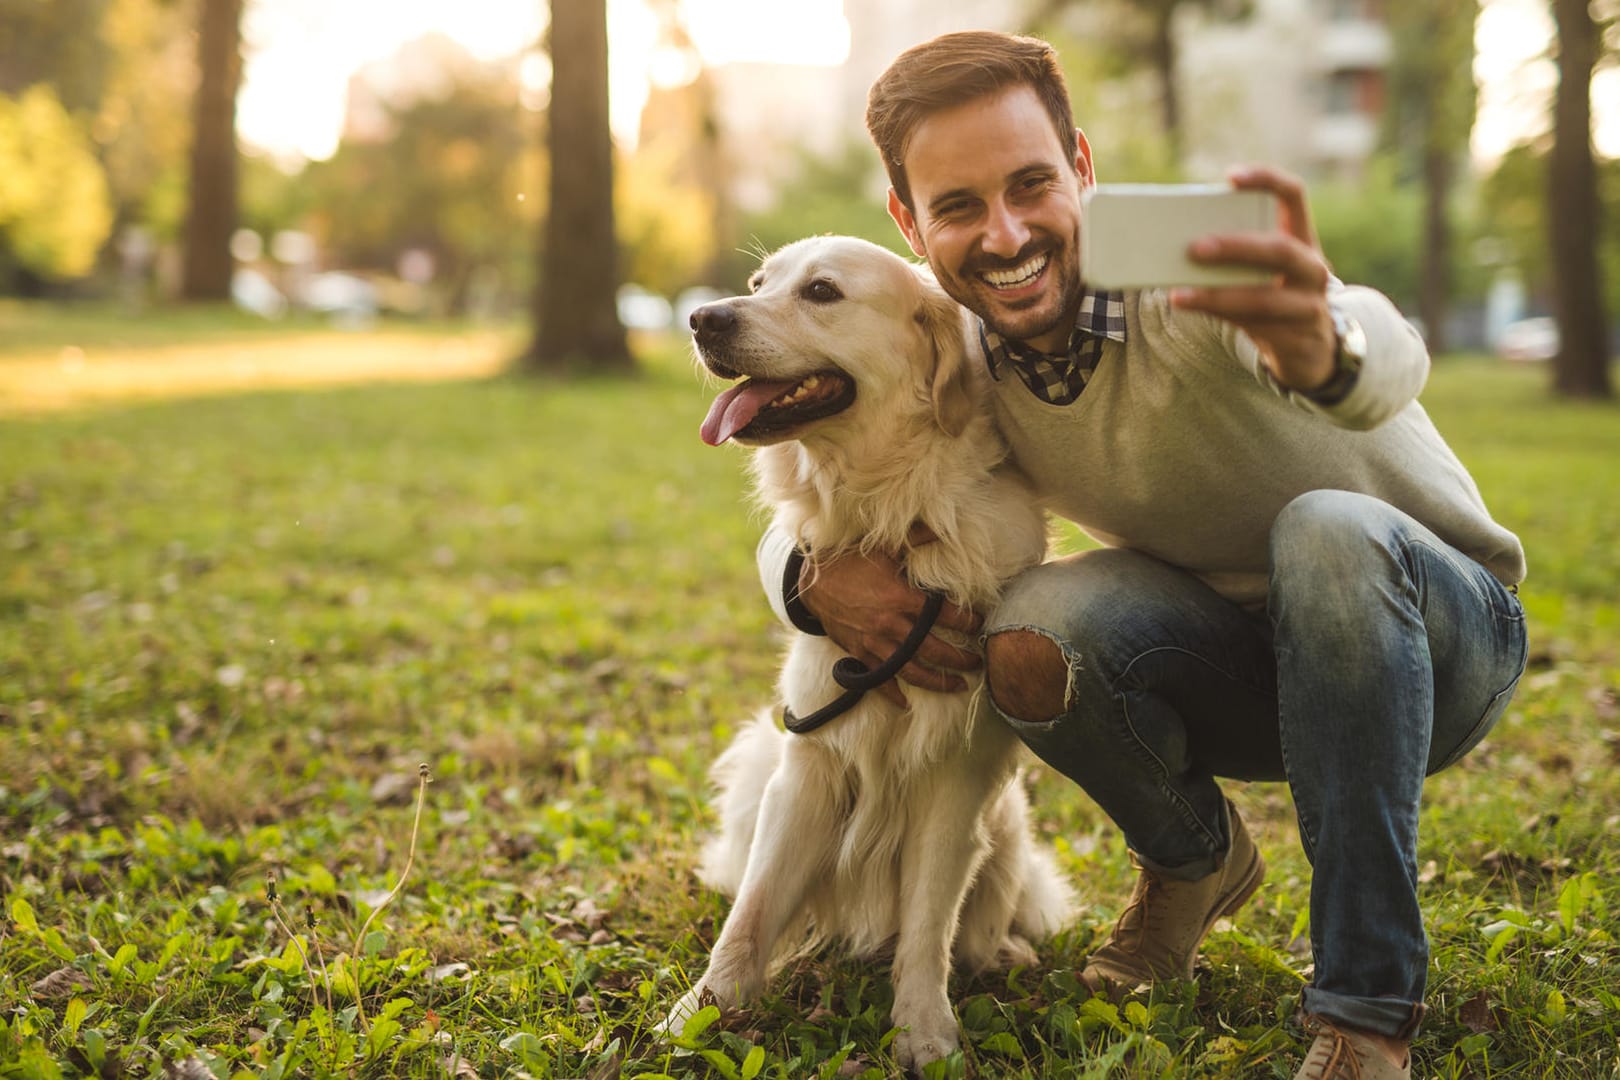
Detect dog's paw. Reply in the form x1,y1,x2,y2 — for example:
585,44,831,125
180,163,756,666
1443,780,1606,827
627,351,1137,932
891,1010,960,1074
995,932,1039,970
658,984,710,1039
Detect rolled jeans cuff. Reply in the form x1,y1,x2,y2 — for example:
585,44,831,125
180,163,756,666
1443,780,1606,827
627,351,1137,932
1302,986,1426,1040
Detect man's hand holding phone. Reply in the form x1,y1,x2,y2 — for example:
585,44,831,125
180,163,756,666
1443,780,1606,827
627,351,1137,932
1083,168,1340,396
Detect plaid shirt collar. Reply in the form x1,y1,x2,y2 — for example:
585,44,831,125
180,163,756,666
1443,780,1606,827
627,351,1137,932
979,287,1127,405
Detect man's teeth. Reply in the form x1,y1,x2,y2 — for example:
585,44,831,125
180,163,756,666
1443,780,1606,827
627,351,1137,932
981,253,1048,289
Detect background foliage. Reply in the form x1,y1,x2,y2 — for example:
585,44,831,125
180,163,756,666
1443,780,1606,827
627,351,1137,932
0,86,115,282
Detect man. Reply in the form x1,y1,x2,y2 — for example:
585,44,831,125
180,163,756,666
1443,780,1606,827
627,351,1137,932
753,30,1528,1080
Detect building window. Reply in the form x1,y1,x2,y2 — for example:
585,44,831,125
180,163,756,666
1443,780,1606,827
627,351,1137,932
1320,69,1383,115
1326,0,1378,22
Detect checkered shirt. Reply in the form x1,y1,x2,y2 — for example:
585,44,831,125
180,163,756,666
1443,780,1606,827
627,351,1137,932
979,288,1127,405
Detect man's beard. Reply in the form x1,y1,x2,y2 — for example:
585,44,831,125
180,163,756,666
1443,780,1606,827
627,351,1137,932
957,237,1083,346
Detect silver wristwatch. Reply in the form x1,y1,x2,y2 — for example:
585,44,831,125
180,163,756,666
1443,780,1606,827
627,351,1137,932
1306,303,1366,405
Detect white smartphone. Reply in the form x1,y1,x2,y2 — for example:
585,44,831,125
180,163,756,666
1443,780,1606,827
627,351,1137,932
1081,184,1278,289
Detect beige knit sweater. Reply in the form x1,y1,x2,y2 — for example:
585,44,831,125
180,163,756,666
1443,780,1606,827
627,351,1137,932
760,284,1525,619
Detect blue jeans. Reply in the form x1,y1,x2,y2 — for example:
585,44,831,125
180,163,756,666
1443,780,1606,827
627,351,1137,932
983,490,1527,1038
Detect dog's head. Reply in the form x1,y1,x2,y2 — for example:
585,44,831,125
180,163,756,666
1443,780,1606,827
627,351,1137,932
694,236,975,447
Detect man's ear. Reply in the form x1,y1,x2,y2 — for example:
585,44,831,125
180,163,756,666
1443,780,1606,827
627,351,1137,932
916,280,975,437
1074,127,1096,191
888,188,927,259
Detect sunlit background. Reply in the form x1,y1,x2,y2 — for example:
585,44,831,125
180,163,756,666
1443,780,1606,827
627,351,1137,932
1,0,1616,364
230,0,1616,164
238,0,855,161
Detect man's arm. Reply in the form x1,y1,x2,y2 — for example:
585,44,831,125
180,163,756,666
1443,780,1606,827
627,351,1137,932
755,523,984,697
1276,282,1428,430
1171,167,1427,431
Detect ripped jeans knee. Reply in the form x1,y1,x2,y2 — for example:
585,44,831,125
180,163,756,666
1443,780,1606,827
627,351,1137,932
984,627,1073,726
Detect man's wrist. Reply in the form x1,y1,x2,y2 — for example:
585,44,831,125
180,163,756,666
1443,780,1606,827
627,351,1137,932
1302,303,1365,405
782,546,827,636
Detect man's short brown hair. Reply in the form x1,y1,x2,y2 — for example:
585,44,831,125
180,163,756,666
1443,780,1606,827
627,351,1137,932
866,31,1078,211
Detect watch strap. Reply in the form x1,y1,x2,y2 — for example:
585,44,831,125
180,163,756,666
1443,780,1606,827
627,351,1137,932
1303,304,1364,405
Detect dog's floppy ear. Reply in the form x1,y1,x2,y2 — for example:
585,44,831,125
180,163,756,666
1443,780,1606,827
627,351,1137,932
915,281,976,437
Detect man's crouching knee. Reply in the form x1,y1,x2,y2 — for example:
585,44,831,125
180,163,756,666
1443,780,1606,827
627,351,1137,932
985,629,1070,724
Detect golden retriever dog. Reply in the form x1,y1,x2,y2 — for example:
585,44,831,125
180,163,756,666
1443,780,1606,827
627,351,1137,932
665,236,1075,1071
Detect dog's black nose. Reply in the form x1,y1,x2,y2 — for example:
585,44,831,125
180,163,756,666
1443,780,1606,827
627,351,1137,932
690,303,737,338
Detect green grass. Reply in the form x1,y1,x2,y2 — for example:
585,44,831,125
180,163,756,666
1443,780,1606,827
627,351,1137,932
1,331,1617,1079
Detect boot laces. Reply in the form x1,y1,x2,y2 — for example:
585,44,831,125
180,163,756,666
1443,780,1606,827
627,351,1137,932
1302,1015,1363,1080
1110,859,1164,949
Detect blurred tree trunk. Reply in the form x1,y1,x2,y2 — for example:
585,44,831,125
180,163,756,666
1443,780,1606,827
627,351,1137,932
1419,145,1454,352
181,0,243,302
1144,0,1181,159
1385,0,1477,355
522,0,632,373
1547,0,1612,398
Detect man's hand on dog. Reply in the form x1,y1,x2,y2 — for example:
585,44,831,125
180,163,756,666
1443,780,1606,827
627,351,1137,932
798,524,983,706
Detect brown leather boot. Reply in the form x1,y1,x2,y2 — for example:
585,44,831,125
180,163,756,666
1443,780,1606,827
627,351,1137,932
1294,1015,1412,1079
1080,800,1265,997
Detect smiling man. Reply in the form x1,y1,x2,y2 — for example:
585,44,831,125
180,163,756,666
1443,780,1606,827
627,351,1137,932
884,99,1089,358
752,30,1527,1080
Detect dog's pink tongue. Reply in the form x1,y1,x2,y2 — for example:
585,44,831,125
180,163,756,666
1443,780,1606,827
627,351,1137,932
700,379,796,445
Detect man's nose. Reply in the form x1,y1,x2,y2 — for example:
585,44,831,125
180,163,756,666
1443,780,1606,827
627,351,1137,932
981,199,1031,258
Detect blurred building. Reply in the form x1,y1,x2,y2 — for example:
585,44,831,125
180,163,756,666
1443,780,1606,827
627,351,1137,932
1178,0,1392,182
681,0,1393,210
839,0,1018,136
650,0,1014,212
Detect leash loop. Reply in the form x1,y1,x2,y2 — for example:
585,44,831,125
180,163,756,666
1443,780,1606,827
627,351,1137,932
782,590,946,735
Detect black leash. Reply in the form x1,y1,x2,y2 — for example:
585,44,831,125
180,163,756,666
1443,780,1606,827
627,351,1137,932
781,590,946,735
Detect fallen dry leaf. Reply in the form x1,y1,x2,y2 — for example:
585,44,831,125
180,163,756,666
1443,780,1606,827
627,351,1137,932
30,966,93,999
570,896,609,930
585,1050,625,1080
426,962,471,983
161,1060,214,1080
369,771,419,806
441,1051,480,1078
1458,990,1500,1034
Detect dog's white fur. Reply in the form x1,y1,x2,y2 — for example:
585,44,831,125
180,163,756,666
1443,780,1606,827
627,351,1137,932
668,236,1075,1070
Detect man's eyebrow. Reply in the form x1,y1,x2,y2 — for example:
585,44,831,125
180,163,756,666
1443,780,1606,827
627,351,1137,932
1009,162,1058,182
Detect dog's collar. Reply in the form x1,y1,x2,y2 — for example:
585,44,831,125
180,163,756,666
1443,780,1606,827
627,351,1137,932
781,590,946,735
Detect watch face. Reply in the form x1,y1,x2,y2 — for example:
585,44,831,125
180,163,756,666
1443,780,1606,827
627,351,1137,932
1332,306,1367,367
1346,317,1367,361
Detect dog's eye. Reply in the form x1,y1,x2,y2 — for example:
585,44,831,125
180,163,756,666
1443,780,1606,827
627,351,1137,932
747,272,764,293
802,279,843,304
